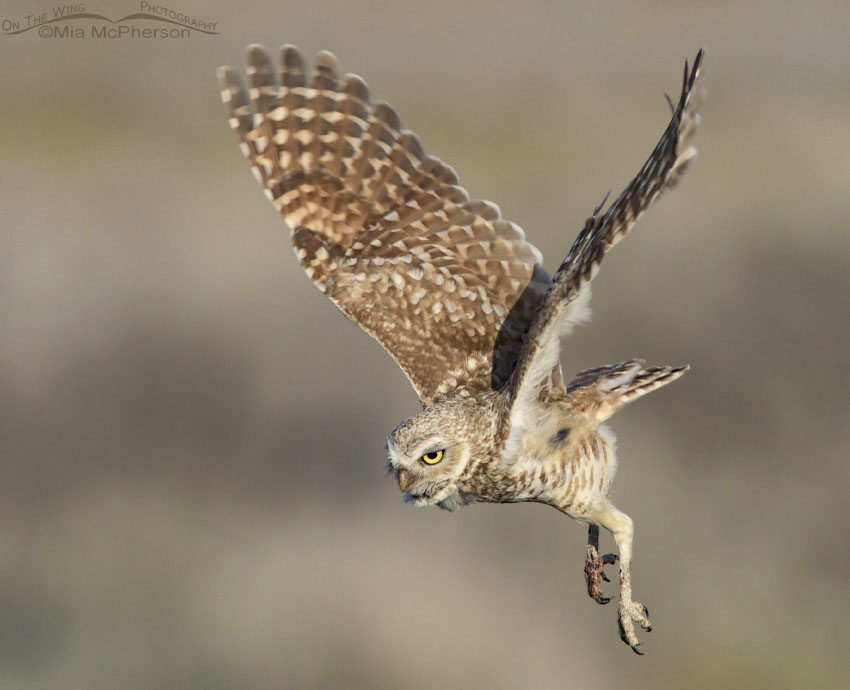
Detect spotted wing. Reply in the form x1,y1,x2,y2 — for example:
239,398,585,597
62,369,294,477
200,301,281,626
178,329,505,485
506,48,705,428
218,45,550,404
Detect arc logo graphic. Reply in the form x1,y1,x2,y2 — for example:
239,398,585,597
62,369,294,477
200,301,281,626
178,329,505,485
3,3,218,38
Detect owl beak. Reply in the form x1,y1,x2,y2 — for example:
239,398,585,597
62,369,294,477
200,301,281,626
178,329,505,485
398,472,409,492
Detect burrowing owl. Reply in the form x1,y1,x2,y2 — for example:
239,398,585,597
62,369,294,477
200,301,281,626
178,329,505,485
218,45,704,653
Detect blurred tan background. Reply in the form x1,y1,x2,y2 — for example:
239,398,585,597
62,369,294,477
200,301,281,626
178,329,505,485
1,1,848,688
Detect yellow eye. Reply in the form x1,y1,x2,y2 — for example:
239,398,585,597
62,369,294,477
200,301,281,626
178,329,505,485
420,450,444,465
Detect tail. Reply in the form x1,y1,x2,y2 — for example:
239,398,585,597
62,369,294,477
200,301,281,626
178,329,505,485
565,359,688,422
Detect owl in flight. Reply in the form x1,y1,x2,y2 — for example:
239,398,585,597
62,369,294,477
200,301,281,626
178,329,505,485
218,45,703,653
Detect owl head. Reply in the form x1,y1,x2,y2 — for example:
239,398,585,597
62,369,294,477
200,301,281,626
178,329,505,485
386,397,497,511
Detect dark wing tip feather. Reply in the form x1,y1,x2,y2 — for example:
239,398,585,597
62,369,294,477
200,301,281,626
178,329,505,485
279,44,308,87
312,50,339,89
217,65,255,136
372,100,402,132
341,73,371,102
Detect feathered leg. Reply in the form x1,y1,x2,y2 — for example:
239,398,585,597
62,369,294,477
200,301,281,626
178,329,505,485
589,503,652,654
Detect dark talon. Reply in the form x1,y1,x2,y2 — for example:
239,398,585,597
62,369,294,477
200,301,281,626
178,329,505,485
646,625,652,633
602,553,619,565
643,605,649,617
631,644,644,656
602,572,610,583
599,596,610,605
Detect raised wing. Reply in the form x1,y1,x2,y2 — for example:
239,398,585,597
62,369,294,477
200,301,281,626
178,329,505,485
506,48,705,431
218,45,550,404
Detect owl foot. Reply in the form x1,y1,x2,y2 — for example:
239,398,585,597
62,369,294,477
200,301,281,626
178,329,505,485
617,589,652,654
584,545,618,604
